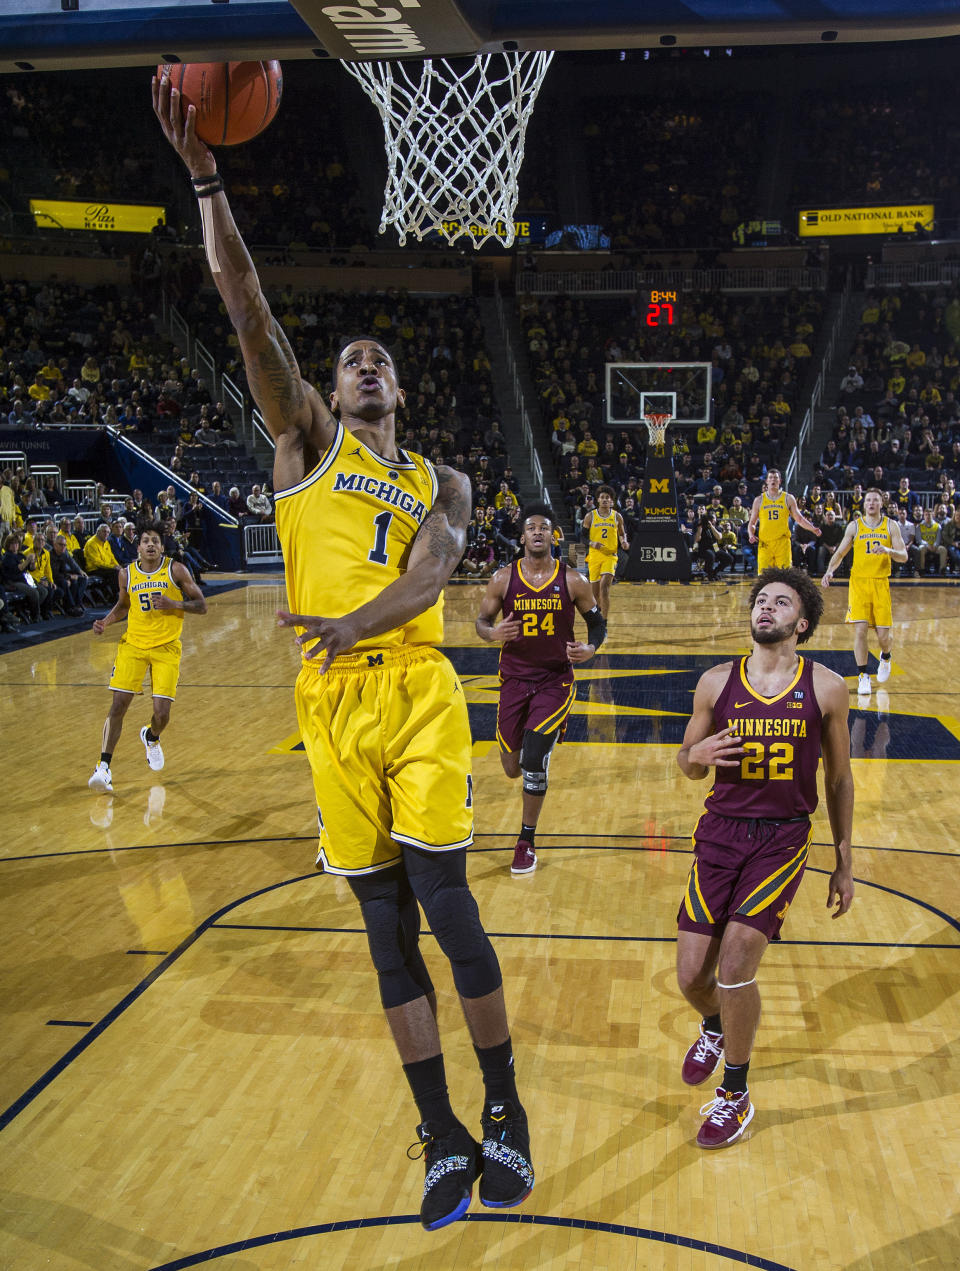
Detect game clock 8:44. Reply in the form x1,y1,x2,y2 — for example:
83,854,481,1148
645,290,678,327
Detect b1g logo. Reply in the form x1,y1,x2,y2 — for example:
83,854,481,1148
640,546,677,562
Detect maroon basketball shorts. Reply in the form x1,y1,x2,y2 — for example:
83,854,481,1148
496,671,576,754
677,809,813,941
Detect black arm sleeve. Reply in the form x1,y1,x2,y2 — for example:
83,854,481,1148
584,606,606,651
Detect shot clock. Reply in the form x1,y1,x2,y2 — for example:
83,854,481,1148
644,289,678,327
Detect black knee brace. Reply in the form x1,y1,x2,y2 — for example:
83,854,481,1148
404,845,503,1000
349,867,434,1009
520,727,557,795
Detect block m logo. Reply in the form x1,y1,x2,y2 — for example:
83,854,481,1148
649,478,671,493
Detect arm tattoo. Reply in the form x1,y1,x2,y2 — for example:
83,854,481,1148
418,466,469,565
248,329,305,417
434,466,471,531
420,510,461,564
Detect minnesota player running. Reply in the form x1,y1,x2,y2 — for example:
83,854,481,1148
580,485,628,618
476,504,606,875
821,487,908,697
155,71,534,1235
88,523,206,793
675,567,853,1149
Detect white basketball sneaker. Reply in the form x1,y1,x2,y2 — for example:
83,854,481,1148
876,658,891,683
140,726,165,771
88,761,113,794
857,673,871,696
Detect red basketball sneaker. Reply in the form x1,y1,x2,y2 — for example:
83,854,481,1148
681,1025,724,1085
696,1088,754,1149
510,840,537,875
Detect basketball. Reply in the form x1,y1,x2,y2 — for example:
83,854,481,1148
158,61,282,146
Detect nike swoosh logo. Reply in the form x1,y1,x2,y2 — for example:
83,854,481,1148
733,701,752,708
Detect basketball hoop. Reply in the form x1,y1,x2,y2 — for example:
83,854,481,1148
342,52,554,249
643,412,672,454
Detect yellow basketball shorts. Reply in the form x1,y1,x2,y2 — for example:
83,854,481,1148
109,636,182,700
587,548,617,582
757,538,792,571
846,577,892,628
295,645,474,876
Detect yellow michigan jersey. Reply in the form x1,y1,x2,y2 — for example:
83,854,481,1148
851,515,893,578
275,422,472,873
759,491,790,541
588,509,618,557
275,421,442,656
125,558,184,647
109,558,184,699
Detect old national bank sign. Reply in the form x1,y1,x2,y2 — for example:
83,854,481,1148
798,203,934,237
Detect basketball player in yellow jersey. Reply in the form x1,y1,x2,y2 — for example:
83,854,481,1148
821,487,908,696
747,469,820,572
581,485,629,618
87,524,206,794
155,76,534,1233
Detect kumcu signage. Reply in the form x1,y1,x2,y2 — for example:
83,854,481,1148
798,204,934,238
620,443,690,582
29,200,166,234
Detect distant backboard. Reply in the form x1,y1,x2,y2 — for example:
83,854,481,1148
605,363,712,429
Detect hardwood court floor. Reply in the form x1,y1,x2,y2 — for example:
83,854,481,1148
1,575,958,1270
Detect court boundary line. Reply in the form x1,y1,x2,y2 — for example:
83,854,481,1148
0,871,317,1134
146,1212,799,1271
209,922,960,950
2,867,956,1135
4,832,960,862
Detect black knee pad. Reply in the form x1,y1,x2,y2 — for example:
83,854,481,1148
520,727,557,795
350,868,434,1008
404,847,503,999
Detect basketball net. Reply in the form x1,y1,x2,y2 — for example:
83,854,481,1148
342,52,554,249
643,412,672,456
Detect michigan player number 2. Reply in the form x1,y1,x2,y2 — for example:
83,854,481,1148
368,510,393,564
740,740,794,781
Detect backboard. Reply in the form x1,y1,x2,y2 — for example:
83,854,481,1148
605,363,712,430
2,1,959,74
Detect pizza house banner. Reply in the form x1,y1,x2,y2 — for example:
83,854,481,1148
29,200,166,234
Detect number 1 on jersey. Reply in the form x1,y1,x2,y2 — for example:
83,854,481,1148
369,510,393,564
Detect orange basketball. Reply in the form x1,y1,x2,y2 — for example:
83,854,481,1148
158,61,282,146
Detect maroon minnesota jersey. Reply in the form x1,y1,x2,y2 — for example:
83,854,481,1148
499,559,576,678
706,655,823,819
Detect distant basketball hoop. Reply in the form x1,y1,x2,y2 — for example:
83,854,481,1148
643,412,672,454
342,52,554,249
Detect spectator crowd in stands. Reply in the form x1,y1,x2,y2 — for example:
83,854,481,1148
806,284,960,575
0,471,220,628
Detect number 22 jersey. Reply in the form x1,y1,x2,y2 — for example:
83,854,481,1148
274,421,443,656
707,655,823,819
